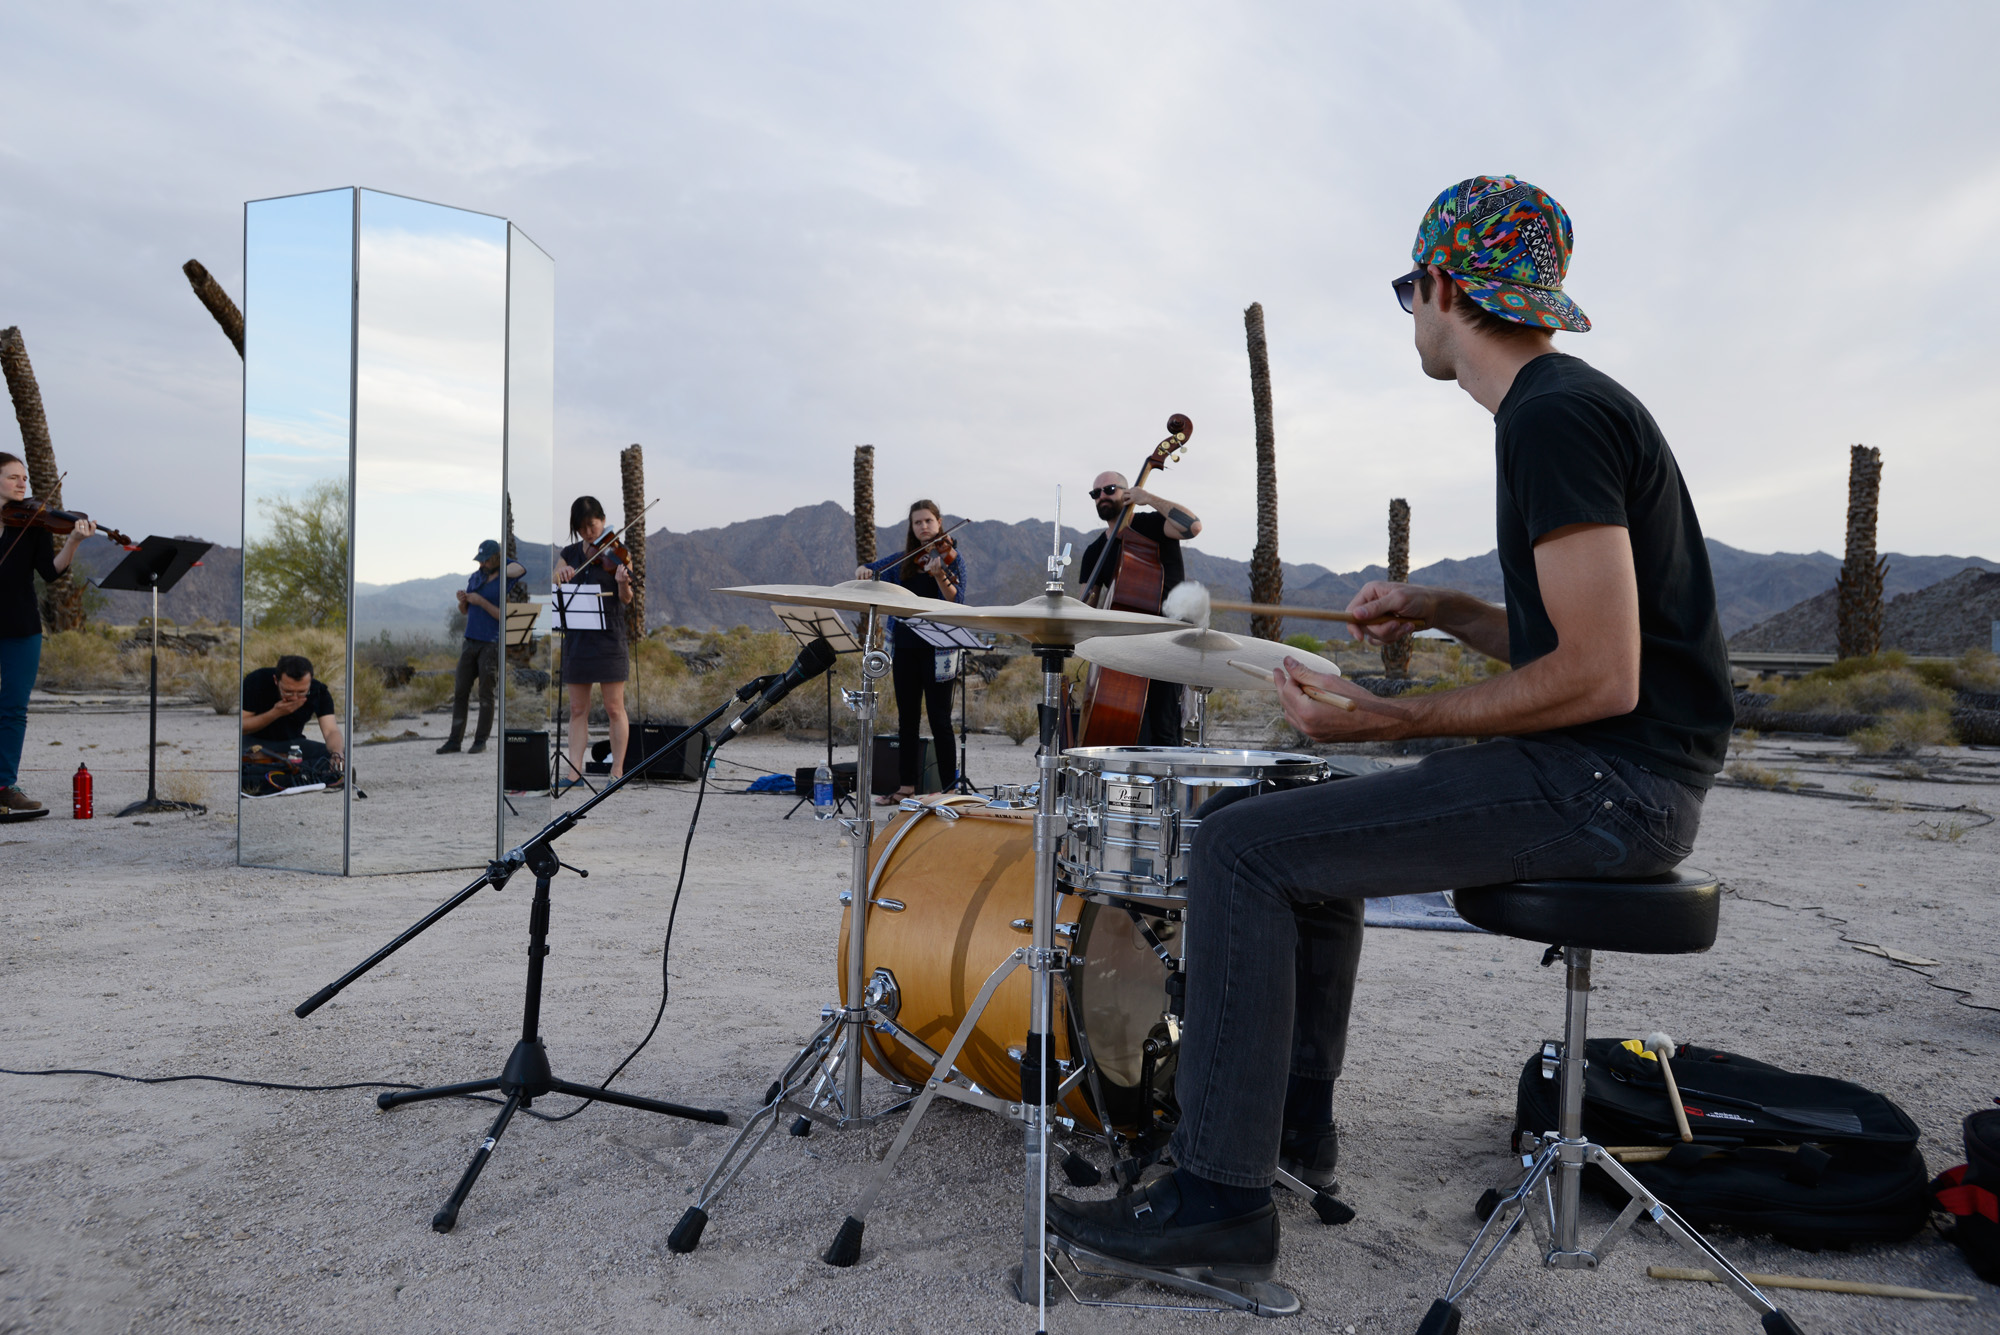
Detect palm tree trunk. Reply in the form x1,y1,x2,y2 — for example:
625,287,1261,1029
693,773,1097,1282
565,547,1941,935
853,445,877,565
1383,498,1411,676
0,327,84,631
182,260,245,358
620,444,647,643
1244,303,1281,640
1835,444,1885,660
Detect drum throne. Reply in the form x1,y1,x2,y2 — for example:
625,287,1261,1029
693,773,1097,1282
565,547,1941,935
1420,869,1804,1335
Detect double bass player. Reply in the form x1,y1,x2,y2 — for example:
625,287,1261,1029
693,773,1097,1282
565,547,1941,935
1078,470,1202,745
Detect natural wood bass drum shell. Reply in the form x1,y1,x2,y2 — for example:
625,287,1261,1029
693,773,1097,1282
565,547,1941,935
839,805,1177,1134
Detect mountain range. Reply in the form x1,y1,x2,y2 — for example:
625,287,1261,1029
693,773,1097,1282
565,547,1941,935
59,508,1998,645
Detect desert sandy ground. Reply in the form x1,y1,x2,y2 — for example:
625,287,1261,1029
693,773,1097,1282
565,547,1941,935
4,695,1997,1334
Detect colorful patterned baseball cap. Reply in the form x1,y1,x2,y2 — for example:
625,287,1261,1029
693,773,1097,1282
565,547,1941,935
1411,177,1589,332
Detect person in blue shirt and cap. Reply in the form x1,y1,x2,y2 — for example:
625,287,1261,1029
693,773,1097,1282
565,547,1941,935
438,539,525,755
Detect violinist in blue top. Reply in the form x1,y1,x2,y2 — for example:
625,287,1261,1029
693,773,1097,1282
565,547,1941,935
854,498,966,804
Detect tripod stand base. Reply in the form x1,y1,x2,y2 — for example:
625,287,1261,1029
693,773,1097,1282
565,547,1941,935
115,798,206,817
0,808,49,823
379,1038,731,1233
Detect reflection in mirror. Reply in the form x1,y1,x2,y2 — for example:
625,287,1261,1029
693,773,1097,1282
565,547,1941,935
240,188,354,873
348,190,509,876
503,225,556,850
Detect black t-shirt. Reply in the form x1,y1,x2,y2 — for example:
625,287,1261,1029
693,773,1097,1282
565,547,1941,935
1493,354,1732,788
1080,511,1185,609
0,527,59,639
242,668,338,742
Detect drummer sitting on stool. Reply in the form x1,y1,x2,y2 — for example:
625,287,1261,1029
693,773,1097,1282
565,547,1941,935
1047,177,1734,1285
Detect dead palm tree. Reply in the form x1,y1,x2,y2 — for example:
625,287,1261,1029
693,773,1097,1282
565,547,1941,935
0,327,84,631
1244,303,1281,639
1383,498,1411,676
854,445,877,565
1836,444,1886,659
182,260,244,358
620,443,647,643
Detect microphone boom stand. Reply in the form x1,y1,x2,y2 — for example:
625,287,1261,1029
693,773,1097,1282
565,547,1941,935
293,686,770,1234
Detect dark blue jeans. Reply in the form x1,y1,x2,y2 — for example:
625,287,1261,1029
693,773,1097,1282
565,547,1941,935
0,633,41,789
1168,735,1705,1187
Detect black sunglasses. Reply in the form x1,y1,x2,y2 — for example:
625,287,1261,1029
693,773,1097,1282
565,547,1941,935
1088,486,1123,500
1392,268,1424,314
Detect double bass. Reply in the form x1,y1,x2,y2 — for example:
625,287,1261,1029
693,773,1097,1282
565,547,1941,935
1074,414,1192,746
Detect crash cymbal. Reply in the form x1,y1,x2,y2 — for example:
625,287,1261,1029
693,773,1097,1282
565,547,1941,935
717,580,960,616
1075,625,1340,690
909,592,1182,645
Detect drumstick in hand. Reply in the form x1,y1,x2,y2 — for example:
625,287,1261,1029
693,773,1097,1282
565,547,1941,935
1229,659,1356,711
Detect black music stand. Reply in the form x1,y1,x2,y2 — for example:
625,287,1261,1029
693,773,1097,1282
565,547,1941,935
98,536,211,817
774,605,863,819
903,617,989,793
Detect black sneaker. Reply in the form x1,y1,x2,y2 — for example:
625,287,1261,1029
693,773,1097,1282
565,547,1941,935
1280,1123,1338,1191
436,741,462,754
1047,1173,1278,1277
466,741,487,754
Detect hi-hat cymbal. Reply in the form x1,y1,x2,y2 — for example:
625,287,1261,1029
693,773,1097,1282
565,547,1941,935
718,580,960,616
1075,625,1340,690
909,593,1183,645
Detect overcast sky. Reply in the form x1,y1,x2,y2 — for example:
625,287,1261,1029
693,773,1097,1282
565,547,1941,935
3,2,1995,579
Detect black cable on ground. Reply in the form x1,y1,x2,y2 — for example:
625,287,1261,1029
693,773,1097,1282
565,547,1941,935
1722,882,2000,1014
6,747,727,1121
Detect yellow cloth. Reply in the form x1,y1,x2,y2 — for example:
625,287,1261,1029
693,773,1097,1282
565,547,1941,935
1620,1039,1659,1062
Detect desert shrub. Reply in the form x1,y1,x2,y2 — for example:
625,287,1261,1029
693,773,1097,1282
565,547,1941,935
35,626,127,690
177,653,242,714
395,671,457,717
350,663,391,731
1775,666,1950,716
156,765,212,808
997,702,1039,744
1283,632,1325,654
1725,760,1799,790
1912,648,2000,694
1852,708,1955,756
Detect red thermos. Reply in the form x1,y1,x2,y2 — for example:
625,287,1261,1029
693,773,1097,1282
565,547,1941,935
73,762,93,819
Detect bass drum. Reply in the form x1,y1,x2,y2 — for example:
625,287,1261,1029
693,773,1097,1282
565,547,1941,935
839,803,1179,1136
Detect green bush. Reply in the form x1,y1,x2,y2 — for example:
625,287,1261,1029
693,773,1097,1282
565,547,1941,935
1852,708,1956,756
35,626,126,690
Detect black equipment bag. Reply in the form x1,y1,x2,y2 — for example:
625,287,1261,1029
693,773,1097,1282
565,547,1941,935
1931,1106,2000,1283
1514,1038,1929,1248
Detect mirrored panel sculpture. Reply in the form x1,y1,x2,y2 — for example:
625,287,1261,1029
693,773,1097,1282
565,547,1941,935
502,225,557,850
240,188,355,873
240,188,553,874
348,190,510,875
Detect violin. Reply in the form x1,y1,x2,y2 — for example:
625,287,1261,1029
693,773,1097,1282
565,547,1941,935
916,531,959,582
1,497,134,548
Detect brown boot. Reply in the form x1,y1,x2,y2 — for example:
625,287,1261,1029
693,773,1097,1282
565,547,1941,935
0,785,45,812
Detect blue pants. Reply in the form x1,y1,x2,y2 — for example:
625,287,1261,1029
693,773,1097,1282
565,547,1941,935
1168,735,1706,1187
0,633,42,789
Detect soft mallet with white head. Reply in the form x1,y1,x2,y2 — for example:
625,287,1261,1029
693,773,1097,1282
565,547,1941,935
1645,1031,1695,1143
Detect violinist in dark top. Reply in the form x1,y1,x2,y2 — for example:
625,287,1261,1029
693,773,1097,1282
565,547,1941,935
1078,469,1202,744
554,495,633,787
855,498,966,804
0,450,96,814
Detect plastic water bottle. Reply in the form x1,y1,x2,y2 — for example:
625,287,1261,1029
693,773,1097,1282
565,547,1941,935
287,743,303,769
812,762,835,820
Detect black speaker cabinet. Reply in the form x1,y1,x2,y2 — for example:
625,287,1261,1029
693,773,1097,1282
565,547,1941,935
870,736,940,794
793,760,857,800
503,729,551,791
628,720,706,781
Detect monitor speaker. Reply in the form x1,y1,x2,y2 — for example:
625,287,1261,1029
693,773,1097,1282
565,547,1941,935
628,720,706,781
503,730,551,791
870,736,940,794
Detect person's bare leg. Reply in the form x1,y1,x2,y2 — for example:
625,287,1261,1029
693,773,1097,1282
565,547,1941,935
566,682,593,784
603,682,629,777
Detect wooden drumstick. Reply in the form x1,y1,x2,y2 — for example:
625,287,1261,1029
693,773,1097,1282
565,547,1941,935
1210,598,1430,631
1229,659,1356,711
1646,1031,1695,1143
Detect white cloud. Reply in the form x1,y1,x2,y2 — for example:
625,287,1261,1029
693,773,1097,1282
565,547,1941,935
2,0,1995,582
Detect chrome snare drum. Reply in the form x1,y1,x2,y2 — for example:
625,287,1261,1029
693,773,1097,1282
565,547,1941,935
1059,746,1328,907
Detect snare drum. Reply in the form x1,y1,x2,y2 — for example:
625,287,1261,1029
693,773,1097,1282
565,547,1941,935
1059,746,1328,907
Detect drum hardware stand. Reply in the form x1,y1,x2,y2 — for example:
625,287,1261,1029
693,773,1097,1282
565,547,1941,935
1189,685,1210,746
675,608,941,1254
292,699,763,1233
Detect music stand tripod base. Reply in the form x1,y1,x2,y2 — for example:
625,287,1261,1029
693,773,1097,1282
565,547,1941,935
0,808,49,823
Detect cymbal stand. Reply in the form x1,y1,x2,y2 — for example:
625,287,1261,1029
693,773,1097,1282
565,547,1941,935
672,607,915,1253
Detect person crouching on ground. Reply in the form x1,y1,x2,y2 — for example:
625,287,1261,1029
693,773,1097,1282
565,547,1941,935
241,653,346,790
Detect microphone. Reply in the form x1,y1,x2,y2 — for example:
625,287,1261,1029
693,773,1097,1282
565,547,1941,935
723,637,838,738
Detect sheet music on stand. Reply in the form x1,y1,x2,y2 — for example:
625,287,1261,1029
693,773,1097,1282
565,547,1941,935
550,583,608,633
903,616,988,682
773,604,863,655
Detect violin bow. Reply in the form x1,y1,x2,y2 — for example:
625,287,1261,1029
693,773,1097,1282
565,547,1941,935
868,518,969,580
